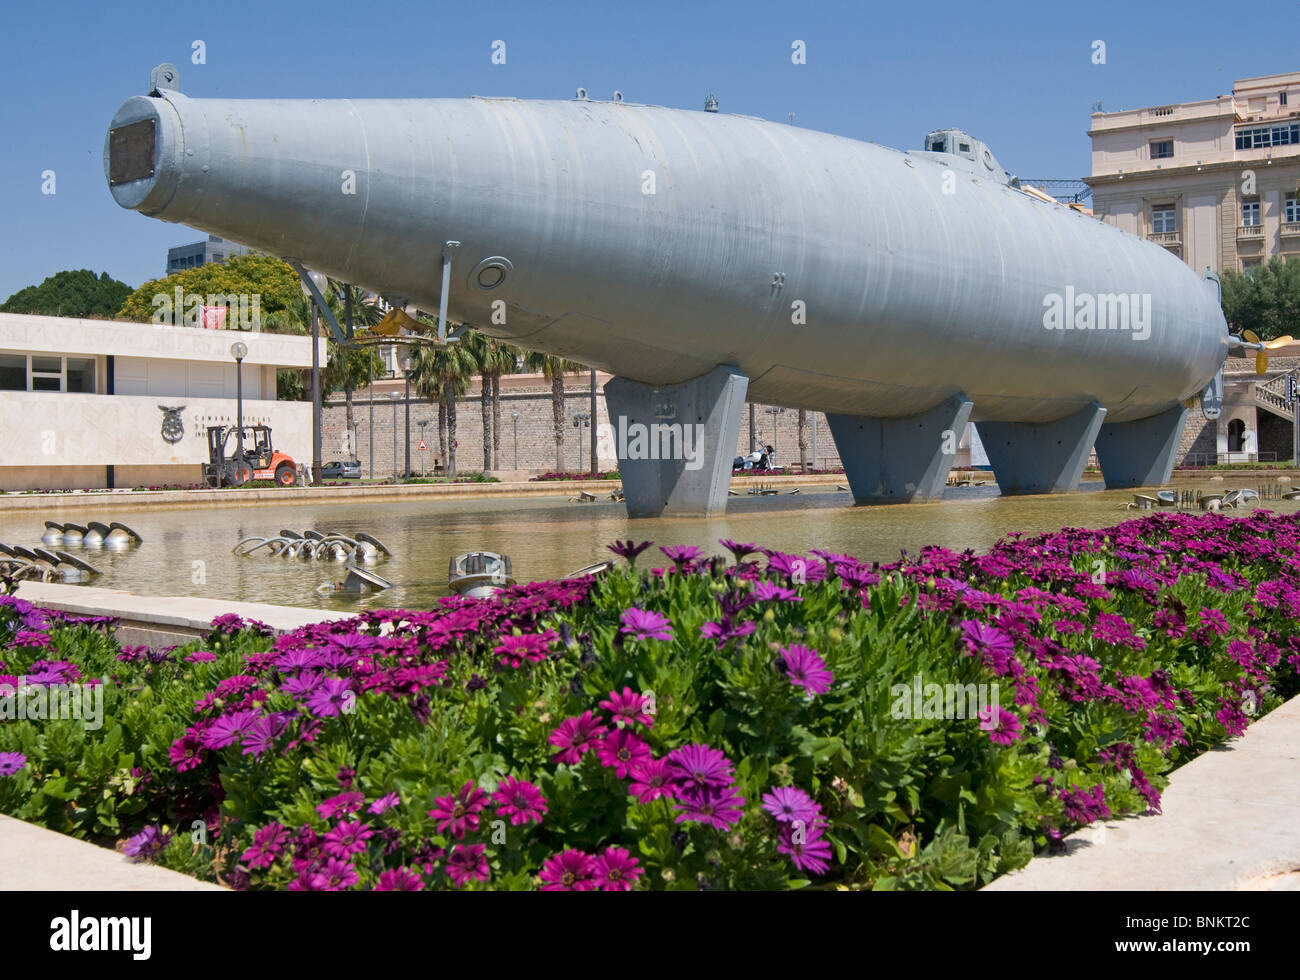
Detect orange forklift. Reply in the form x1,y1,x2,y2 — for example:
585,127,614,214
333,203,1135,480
202,424,299,487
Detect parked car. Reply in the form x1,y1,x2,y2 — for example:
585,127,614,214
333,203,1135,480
321,459,362,480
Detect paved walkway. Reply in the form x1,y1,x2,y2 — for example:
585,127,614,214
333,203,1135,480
985,694,1300,890
0,816,225,891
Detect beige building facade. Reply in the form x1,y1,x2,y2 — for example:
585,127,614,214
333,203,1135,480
1087,71,1300,274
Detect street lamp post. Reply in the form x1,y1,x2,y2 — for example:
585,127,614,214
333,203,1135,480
418,419,430,476
764,406,784,463
230,341,248,476
512,412,519,469
401,354,413,479
301,270,328,486
573,412,591,472
389,392,400,481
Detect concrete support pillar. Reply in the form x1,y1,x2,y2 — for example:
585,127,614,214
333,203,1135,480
1093,404,1188,489
604,365,748,517
977,401,1106,495
825,393,973,503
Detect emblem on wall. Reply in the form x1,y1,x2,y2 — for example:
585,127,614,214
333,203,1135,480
159,405,187,444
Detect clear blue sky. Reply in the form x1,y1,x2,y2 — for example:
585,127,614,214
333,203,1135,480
0,0,1293,301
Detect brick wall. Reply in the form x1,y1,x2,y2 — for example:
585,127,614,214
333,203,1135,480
321,376,844,476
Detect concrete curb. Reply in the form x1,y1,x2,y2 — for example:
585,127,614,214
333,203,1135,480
984,693,1300,891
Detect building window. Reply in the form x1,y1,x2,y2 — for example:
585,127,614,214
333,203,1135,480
0,353,97,393
1287,197,1300,223
1152,205,1177,234
1242,200,1261,226
1150,140,1174,159
1243,259,1262,276
1282,92,1289,106
1235,123,1300,149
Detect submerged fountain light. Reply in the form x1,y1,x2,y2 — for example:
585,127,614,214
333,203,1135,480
448,551,515,599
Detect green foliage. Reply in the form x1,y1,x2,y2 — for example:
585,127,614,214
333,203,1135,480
117,254,303,324
1220,255,1300,340
1,270,131,318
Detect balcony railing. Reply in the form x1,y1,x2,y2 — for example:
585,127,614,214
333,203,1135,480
1148,231,1181,246
1282,221,1300,237
1237,224,1264,239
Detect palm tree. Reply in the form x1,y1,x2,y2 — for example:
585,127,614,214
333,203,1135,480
410,337,477,479
524,351,587,472
797,409,808,472
490,342,521,467
459,330,495,470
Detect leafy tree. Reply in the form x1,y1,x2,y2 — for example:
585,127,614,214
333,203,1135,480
410,327,478,479
117,253,303,324
1220,256,1300,341
459,330,520,470
1,269,130,318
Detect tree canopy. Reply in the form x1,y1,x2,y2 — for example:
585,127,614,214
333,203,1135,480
1220,256,1300,341
117,253,303,324
1,269,131,318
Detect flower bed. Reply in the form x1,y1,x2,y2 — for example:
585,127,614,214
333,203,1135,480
1,510,1298,890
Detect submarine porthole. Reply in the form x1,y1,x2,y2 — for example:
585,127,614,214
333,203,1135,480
469,256,513,291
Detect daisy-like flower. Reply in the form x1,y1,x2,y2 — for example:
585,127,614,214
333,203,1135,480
752,580,802,602
620,608,674,642
718,539,759,561
200,709,260,750
629,758,675,803
305,677,355,717
780,644,834,696
374,868,424,891
548,710,608,765
674,783,746,831
241,822,290,870
428,781,489,839
599,687,655,727
368,792,401,815
596,729,652,778
123,825,172,862
0,751,27,777
606,539,653,566
317,856,359,891
761,785,821,826
185,650,217,663
538,849,597,891
317,791,365,821
593,846,643,891
446,844,490,887
660,544,704,569
977,704,1023,746
494,631,555,668
322,820,374,859
491,777,548,826
667,743,734,790
777,819,832,874
168,732,206,773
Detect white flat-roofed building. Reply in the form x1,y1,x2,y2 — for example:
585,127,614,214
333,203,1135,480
0,313,323,490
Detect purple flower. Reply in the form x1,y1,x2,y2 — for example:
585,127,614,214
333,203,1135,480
761,786,821,826
548,710,608,765
428,781,489,839
123,825,172,862
780,644,834,696
316,856,359,891
660,544,704,569
752,580,802,602
375,868,424,891
0,752,27,777
593,846,643,891
607,539,653,566
619,607,674,642
368,792,401,815
959,620,1016,672
241,822,289,870
596,729,652,778
446,844,490,887
317,791,365,821
305,677,354,717
777,819,832,874
700,618,758,648
599,687,655,727
200,709,260,750
322,820,374,859
674,782,746,830
241,712,292,757
978,704,1023,745
491,777,548,826
539,849,597,891
668,743,735,790
169,732,206,772
719,539,759,561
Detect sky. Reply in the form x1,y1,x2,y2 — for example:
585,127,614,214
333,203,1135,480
0,0,1295,301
